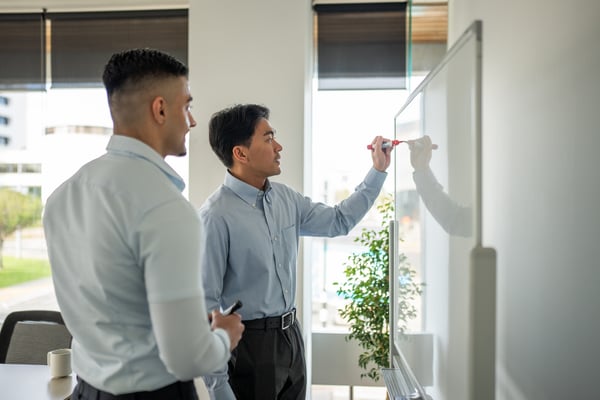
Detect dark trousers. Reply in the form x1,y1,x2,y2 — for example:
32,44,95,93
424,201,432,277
229,319,306,400
72,377,199,400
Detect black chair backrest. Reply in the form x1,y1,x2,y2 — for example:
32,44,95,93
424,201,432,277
0,310,72,364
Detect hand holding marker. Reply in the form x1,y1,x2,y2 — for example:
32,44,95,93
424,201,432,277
367,139,402,150
366,139,439,150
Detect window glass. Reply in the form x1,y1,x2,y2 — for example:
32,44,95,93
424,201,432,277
310,89,406,332
0,86,189,320
1,23,189,323
0,11,190,323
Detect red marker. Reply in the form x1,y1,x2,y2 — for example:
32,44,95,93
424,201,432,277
366,139,403,150
366,140,439,150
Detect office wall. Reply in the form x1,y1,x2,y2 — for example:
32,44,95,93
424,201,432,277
449,1,600,399
187,0,311,206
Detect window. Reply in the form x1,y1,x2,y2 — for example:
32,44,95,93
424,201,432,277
309,3,447,397
310,89,406,332
21,163,41,173
0,163,18,173
310,0,447,334
0,163,40,173
0,9,189,325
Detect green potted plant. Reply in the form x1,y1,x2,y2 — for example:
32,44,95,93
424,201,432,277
334,194,423,381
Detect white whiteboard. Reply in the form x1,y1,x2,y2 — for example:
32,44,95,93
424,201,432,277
390,20,496,400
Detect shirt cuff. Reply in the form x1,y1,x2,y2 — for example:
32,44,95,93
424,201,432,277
365,167,388,188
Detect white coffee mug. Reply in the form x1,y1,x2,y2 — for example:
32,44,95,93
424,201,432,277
47,348,72,379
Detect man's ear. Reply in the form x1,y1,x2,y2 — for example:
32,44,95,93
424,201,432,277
151,96,167,124
232,146,248,163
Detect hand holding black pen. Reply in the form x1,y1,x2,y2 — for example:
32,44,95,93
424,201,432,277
210,300,245,351
222,300,243,316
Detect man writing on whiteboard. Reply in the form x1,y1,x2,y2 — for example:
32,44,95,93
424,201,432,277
198,103,394,399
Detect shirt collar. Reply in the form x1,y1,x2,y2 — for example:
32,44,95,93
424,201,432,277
106,135,186,192
223,171,272,206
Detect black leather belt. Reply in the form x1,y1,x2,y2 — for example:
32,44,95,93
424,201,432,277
243,309,296,330
74,377,197,400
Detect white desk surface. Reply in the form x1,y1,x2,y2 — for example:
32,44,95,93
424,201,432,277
0,363,75,400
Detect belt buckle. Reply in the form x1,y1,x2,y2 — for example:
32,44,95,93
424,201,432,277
281,309,295,330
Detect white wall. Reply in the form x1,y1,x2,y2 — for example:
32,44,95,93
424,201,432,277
187,0,311,205
449,1,600,399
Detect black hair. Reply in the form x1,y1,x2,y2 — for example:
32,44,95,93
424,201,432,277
208,104,270,168
102,48,188,98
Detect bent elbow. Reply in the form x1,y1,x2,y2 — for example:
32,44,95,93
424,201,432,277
159,338,229,380
160,351,198,381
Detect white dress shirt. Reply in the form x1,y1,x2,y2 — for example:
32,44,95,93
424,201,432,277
43,135,230,395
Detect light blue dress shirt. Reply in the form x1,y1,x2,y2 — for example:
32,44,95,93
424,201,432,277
198,167,387,397
43,135,230,394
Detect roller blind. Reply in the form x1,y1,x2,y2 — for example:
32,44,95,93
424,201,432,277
314,3,407,90
1,10,188,90
0,14,45,90
50,10,188,88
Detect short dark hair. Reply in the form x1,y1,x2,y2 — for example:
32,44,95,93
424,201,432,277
208,104,270,168
102,48,188,98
